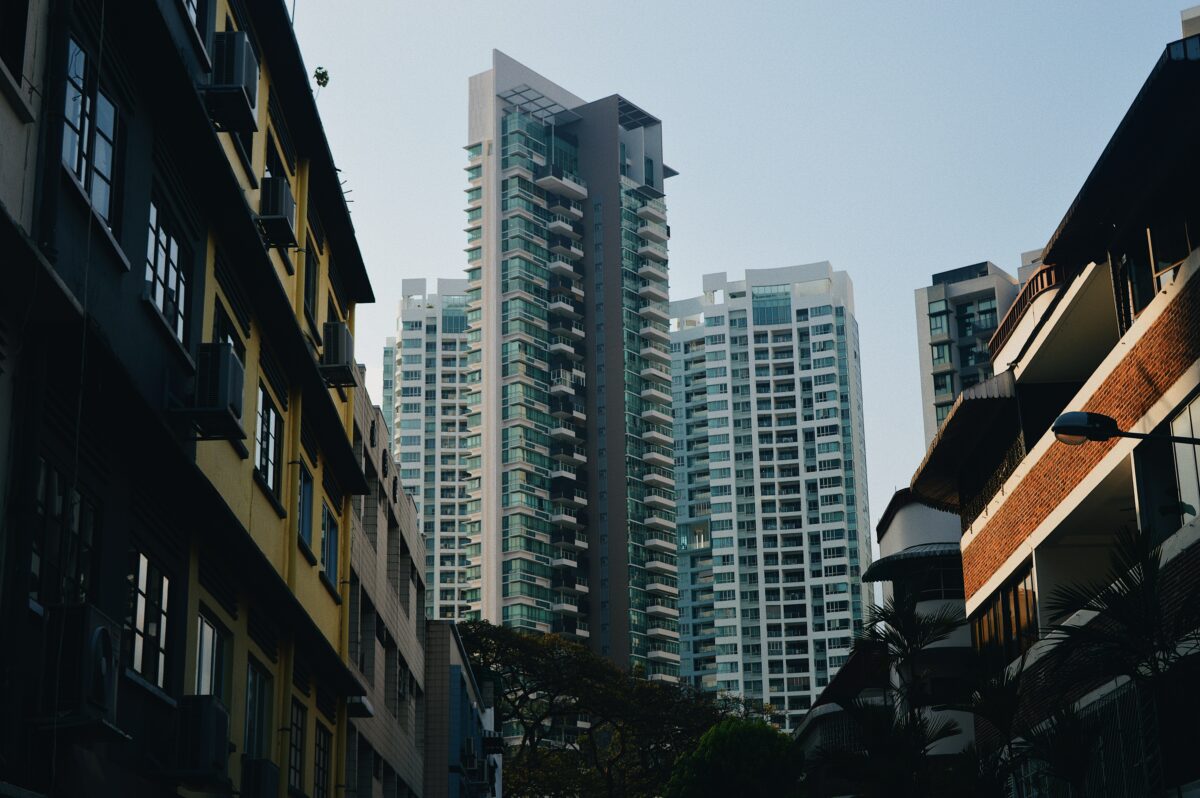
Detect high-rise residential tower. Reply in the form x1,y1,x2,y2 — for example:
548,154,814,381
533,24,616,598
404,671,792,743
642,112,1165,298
460,51,679,679
914,262,1018,444
671,264,872,730
387,278,473,619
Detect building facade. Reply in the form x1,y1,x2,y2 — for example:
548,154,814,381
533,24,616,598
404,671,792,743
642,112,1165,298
347,392,428,796
0,1,375,796
386,278,473,620
914,262,1018,444
424,620,502,798
670,264,871,730
911,24,1200,793
460,51,679,678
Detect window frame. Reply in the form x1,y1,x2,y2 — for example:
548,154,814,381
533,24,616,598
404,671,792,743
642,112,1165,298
195,609,230,704
321,502,339,582
61,35,120,226
244,657,272,759
313,722,332,798
298,462,315,553
124,549,171,689
145,199,190,344
287,697,307,791
255,383,284,497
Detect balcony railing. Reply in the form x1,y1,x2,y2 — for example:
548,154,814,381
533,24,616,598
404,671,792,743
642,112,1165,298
987,263,1063,358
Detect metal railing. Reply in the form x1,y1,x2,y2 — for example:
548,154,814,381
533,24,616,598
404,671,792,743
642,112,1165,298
987,263,1063,359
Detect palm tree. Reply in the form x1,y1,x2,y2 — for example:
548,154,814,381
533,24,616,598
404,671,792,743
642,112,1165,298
1014,705,1096,798
1042,524,1200,795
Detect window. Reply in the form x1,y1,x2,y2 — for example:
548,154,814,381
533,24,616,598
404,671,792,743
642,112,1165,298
313,722,332,798
933,372,953,396
1172,392,1200,521
195,612,229,703
255,384,283,496
935,403,952,426
145,201,188,342
62,37,118,224
929,312,947,337
1,0,30,79
751,285,791,326
244,658,272,758
930,343,950,366
321,503,339,580
29,458,98,606
124,550,170,688
182,0,213,46
304,237,320,328
297,464,314,550
970,563,1037,670
288,698,306,791
212,301,245,364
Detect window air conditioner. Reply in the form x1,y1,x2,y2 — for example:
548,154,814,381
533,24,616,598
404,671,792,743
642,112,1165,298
319,321,357,387
44,603,121,728
183,342,246,441
204,31,258,133
175,695,232,787
258,176,297,249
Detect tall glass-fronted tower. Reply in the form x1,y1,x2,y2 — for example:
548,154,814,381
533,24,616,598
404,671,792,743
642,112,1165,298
461,51,679,679
387,278,473,618
671,264,872,728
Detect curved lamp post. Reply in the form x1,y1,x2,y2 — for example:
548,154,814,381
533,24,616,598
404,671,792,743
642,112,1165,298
1052,411,1200,446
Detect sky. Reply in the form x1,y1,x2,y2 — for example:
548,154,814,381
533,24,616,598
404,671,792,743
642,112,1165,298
292,0,1190,539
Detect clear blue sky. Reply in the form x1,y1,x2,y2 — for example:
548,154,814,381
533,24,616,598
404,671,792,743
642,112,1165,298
293,0,1190,539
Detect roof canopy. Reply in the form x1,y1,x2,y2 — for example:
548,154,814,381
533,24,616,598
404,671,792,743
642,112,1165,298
862,542,961,583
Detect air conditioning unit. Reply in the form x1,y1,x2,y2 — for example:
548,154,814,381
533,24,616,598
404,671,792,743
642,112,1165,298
182,342,245,441
175,695,231,787
319,321,357,387
44,603,121,728
203,31,258,133
258,176,297,249
241,757,279,798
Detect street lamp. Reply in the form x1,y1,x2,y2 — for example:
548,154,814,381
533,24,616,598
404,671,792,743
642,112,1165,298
1052,411,1200,446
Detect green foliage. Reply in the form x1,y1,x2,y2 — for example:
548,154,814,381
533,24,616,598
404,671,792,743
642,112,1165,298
458,620,745,798
664,718,804,798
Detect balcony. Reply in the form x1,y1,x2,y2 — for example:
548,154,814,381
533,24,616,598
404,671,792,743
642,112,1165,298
640,324,669,344
551,444,588,466
988,263,1064,363
646,531,677,553
640,363,671,383
646,576,679,597
548,196,583,220
647,646,681,663
549,423,579,443
552,529,588,551
535,164,588,201
643,446,673,468
646,512,676,532
551,548,579,567
641,342,670,364
550,463,578,481
547,216,581,239
641,405,672,425
551,508,583,530
637,239,668,263
549,337,581,359
548,298,581,320
552,489,588,509
644,488,674,510
638,261,668,283
646,600,679,619
637,220,669,243
552,597,582,616
548,258,577,278
637,201,667,224
645,554,678,574
642,425,672,447
638,279,669,302
552,573,589,595
641,384,671,405
549,371,578,396
646,623,677,640
551,319,585,340
639,301,670,323
550,235,585,261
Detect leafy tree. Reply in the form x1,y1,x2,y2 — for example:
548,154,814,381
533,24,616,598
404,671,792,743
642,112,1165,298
664,718,804,798
458,620,742,798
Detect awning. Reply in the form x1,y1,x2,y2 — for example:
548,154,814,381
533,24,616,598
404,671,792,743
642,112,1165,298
810,641,889,710
910,371,1018,507
862,542,961,583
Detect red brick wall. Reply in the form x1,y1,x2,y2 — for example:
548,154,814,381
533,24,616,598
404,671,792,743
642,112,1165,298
963,273,1200,602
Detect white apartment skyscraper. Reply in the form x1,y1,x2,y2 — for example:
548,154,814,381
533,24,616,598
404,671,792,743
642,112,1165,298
671,264,871,729
385,278,472,618
446,51,679,678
